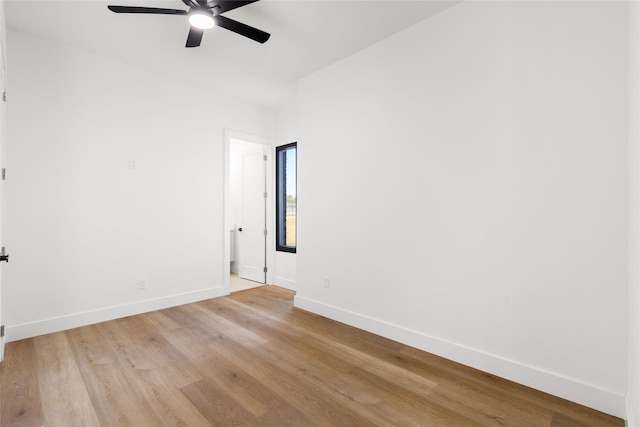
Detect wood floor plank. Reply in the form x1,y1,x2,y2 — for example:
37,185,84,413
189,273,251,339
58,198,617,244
96,315,201,388
163,327,282,418
33,332,100,427
255,335,472,427
161,305,230,346
94,318,156,371
130,368,212,427
257,401,319,427
0,339,44,427
191,302,267,348
209,335,375,426
162,318,340,426
0,285,625,427
65,324,163,426
181,377,263,426
140,309,182,332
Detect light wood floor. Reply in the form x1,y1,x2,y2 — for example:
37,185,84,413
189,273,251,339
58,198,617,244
0,286,624,426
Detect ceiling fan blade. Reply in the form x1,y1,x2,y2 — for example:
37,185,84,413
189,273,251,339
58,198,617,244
213,15,270,43
208,1,260,14
108,6,187,15
186,27,205,48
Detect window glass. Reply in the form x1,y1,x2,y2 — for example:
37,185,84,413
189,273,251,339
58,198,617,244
276,143,296,253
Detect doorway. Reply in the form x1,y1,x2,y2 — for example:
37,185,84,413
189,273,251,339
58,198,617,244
229,137,267,292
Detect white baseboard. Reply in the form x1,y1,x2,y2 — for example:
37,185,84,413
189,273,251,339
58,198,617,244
6,287,227,342
628,395,639,427
274,276,296,291
294,295,627,419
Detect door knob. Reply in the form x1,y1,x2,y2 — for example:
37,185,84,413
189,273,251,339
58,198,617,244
237,227,243,232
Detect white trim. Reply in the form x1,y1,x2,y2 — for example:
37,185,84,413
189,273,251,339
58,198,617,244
6,287,226,342
628,395,638,427
0,0,6,363
294,295,626,419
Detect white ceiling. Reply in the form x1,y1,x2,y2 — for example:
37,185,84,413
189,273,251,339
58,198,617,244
5,0,458,108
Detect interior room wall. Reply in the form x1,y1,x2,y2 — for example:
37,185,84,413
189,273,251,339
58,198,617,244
273,102,297,290
296,1,628,417
628,2,640,425
5,29,274,340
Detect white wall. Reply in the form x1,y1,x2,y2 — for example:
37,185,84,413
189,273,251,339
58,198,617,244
273,102,298,290
296,1,627,417
5,29,274,340
274,249,296,290
628,2,640,425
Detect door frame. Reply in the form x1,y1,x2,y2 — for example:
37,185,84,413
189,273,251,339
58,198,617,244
223,129,274,294
0,0,7,362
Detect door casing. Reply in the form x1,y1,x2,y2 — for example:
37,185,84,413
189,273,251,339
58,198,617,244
0,0,8,361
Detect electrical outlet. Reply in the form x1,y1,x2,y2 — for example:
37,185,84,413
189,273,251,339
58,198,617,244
137,278,148,290
323,276,330,288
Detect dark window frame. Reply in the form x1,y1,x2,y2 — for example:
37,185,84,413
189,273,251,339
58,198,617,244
276,142,297,253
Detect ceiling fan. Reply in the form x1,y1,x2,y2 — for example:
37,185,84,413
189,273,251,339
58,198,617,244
107,0,270,47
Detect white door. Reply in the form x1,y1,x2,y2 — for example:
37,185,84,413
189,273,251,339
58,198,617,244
237,146,266,283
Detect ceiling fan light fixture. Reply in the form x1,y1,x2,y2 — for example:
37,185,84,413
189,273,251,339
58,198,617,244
188,10,215,30
108,1,271,46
